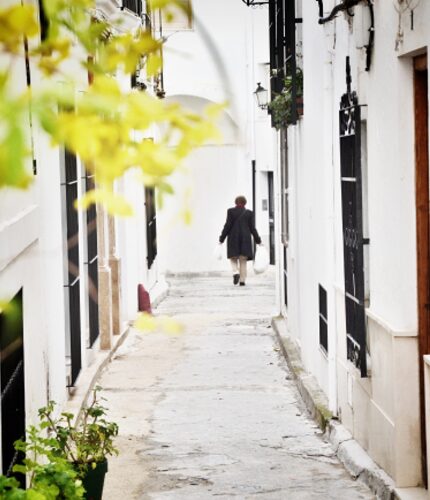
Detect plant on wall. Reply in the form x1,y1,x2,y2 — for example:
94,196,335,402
268,67,303,130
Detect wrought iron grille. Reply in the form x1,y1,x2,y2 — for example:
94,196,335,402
0,290,25,485
145,187,157,269
269,0,285,97
86,175,99,347
319,285,328,353
64,149,82,385
122,0,142,16
269,0,300,126
339,58,367,377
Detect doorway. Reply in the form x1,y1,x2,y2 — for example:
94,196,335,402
414,52,429,486
0,289,25,485
268,171,275,265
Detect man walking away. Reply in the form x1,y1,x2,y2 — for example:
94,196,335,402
219,195,261,286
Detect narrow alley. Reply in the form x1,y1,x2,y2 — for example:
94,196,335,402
101,272,373,499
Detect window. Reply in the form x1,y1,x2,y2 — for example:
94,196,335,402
339,58,367,377
85,174,99,347
122,0,142,17
0,290,25,485
62,148,82,385
319,285,328,354
145,187,157,269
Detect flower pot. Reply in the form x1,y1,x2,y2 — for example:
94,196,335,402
81,460,108,500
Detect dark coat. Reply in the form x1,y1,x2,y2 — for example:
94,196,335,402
219,206,261,260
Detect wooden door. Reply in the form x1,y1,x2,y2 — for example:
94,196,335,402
414,53,429,486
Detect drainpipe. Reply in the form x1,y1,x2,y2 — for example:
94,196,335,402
273,128,283,317
325,22,338,416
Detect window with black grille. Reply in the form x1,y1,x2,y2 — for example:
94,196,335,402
145,187,157,269
319,285,328,354
269,0,301,126
339,58,367,377
85,174,99,347
122,0,142,16
63,149,82,385
0,289,25,485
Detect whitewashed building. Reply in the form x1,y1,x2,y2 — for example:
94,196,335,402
264,0,430,494
0,0,164,478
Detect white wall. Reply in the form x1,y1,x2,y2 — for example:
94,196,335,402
157,0,271,274
0,1,151,445
279,0,430,486
158,143,244,274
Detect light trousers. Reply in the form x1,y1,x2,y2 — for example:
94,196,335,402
230,255,248,283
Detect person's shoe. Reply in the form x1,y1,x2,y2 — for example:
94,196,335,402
240,282,245,286
233,273,240,285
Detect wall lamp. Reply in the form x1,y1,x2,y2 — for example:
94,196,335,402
254,82,269,110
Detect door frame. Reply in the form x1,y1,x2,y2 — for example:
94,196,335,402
414,52,429,486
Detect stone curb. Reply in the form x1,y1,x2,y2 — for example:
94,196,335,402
271,317,332,430
65,326,131,423
271,316,397,500
68,277,172,421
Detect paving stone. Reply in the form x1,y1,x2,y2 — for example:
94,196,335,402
101,271,374,499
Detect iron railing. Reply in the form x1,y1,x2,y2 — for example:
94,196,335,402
319,285,328,354
64,149,82,385
145,187,157,269
86,175,99,347
339,58,367,377
269,0,301,126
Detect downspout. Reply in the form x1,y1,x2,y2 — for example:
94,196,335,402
325,21,338,415
274,128,284,317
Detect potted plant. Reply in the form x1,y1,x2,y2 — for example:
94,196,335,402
1,471,84,500
36,388,119,500
12,459,85,499
268,67,304,129
9,427,85,499
8,387,116,499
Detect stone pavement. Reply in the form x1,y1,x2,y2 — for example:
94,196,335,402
101,271,374,499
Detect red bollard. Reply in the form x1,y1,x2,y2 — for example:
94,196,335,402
137,284,152,314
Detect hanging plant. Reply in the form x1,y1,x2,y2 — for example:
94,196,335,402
268,68,304,130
